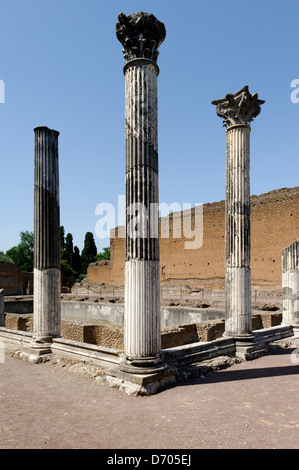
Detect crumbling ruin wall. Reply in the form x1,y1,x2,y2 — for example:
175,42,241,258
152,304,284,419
86,260,112,286
87,187,299,288
0,261,23,295
0,262,75,297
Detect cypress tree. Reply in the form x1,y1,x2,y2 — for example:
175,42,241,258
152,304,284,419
81,232,97,273
65,233,74,266
60,226,65,259
72,246,81,275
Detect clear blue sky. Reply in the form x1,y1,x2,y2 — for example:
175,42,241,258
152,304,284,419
0,0,298,254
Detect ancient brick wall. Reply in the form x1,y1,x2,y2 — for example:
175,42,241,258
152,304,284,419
87,260,112,285
87,187,299,289
0,262,23,295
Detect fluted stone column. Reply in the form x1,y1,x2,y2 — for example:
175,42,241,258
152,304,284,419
212,86,264,344
116,12,166,373
0,289,4,327
282,239,299,335
32,126,61,350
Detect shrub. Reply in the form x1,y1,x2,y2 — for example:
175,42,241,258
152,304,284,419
0,251,15,264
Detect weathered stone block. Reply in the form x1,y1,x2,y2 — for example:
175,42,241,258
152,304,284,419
260,312,282,328
4,313,19,330
161,324,198,348
4,313,33,332
60,320,85,343
252,314,263,330
84,323,124,349
196,319,225,342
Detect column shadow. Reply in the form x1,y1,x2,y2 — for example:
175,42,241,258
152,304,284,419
180,348,299,386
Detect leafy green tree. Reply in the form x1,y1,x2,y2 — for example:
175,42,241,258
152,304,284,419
81,232,97,273
61,259,77,278
95,247,110,261
0,251,15,264
6,231,34,272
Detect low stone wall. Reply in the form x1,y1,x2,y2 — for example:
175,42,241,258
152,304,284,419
4,299,283,331
4,313,124,349
61,300,225,327
161,320,225,348
252,312,282,329
4,297,33,314
60,320,124,349
61,300,125,325
3,311,282,350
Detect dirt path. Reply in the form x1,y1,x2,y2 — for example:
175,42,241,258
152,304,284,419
0,347,299,450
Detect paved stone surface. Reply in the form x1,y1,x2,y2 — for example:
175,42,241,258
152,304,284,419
0,346,299,449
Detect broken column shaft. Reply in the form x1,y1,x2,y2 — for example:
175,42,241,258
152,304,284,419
33,126,61,347
212,86,264,343
282,239,299,335
116,12,166,372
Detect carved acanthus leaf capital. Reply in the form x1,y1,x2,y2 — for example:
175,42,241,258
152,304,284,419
116,11,166,63
212,86,265,128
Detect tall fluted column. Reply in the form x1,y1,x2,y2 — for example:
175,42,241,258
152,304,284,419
282,239,299,335
32,126,61,349
212,86,264,342
116,12,166,373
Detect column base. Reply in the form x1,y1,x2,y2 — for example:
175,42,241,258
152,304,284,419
16,338,53,364
236,337,267,360
223,331,254,342
224,332,266,359
106,362,177,396
27,336,54,356
119,353,167,375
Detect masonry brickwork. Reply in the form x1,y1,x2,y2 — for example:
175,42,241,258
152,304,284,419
87,186,299,289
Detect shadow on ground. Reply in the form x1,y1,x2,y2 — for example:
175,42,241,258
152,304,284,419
181,348,299,387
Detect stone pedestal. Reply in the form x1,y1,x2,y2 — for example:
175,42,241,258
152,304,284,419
282,239,299,336
116,12,166,373
31,126,61,354
212,86,264,354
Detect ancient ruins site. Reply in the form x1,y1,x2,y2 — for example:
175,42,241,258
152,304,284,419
0,6,299,456
0,11,298,405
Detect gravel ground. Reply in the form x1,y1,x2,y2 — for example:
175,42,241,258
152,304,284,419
0,344,299,451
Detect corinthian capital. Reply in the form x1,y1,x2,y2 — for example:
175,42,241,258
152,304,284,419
212,86,265,128
116,11,166,63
